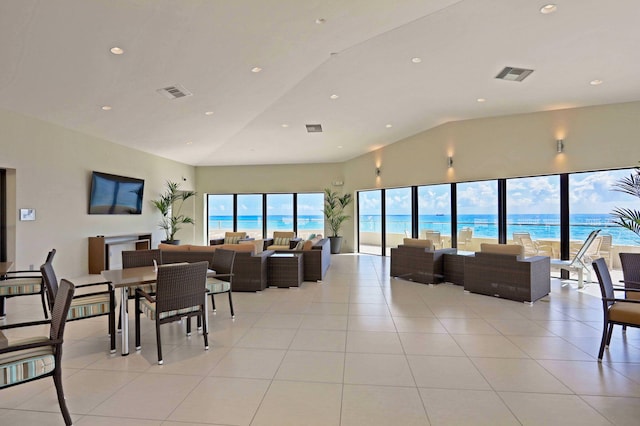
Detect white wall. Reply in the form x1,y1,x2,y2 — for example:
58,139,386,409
0,108,195,278
195,101,640,253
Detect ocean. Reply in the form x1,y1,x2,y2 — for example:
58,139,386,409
209,213,640,246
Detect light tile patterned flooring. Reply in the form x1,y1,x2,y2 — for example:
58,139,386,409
2,254,640,425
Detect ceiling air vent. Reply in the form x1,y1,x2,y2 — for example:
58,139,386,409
495,67,534,82
156,84,193,99
306,124,323,133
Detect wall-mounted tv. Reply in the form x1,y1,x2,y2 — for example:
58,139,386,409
89,171,144,214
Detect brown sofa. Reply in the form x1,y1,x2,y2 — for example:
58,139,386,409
463,243,550,303
390,238,456,284
159,243,273,292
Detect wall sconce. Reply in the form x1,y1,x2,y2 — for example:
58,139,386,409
556,139,564,153
447,156,453,168
375,168,381,177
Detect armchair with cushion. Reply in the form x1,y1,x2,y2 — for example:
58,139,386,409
390,238,456,284
276,236,331,281
41,252,116,353
210,231,250,246
0,250,54,320
464,243,550,303
135,261,209,365
266,231,301,250
0,279,75,425
592,258,640,361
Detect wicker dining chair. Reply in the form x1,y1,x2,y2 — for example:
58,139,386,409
206,248,236,318
0,250,55,320
118,249,162,330
0,279,75,425
41,255,116,353
592,258,640,361
134,261,209,365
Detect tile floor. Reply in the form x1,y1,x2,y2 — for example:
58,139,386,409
2,254,640,425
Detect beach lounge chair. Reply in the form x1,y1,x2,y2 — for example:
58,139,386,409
551,229,601,288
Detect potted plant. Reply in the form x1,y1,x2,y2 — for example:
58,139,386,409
324,188,353,254
152,181,196,244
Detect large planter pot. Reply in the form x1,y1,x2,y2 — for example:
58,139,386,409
161,239,180,245
329,236,343,254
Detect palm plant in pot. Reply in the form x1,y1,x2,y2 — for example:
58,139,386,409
324,188,353,254
152,181,196,244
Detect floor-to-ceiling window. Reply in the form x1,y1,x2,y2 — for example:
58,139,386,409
456,180,498,250
297,193,324,239
358,190,382,255
418,184,452,248
236,194,263,239
506,175,560,259
266,193,293,237
385,187,412,255
207,194,234,241
569,168,640,269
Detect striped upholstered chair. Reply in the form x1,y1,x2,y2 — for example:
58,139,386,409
41,256,116,353
134,261,209,365
0,279,75,425
0,250,54,320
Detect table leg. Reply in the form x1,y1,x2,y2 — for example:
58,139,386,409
121,287,129,356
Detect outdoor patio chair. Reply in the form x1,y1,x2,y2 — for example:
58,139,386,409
592,258,640,362
551,229,601,288
0,250,54,320
41,253,116,353
135,261,209,365
457,228,473,250
423,230,442,249
0,279,75,425
513,232,554,257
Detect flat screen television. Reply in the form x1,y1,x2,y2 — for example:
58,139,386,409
89,171,144,214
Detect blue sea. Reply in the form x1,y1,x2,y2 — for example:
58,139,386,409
209,214,640,246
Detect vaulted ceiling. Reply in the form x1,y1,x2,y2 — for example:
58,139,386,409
2,0,639,166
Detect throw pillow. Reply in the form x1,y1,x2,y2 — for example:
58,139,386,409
274,236,290,246
225,236,242,244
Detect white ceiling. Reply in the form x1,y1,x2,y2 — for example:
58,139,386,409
2,0,640,166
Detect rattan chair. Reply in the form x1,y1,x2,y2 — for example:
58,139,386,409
0,250,54,320
592,258,640,362
457,227,473,249
423,230,442,249
206,248,236,318
0,279,75,425
119,249,162,330
41,255,116,353
134,261,209,365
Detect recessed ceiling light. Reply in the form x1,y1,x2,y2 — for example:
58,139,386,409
110,47,124,55
337,145,343,149
590,79,603,86
101,105,112,111
477,98,486,103
185,141,193,145
411,57,422,64
281,124,289,128
205,111,214,116
540,4,557,14
315,18,326,24
385,124,393,128
251,67,263,73
330,94,339,100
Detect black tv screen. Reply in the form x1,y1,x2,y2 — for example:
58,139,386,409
89,171,144,214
